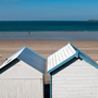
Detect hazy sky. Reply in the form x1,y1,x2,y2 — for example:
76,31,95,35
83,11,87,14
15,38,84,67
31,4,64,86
0,0,98,21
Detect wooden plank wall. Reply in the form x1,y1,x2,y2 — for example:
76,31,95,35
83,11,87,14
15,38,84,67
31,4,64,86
0,60,44,98
52,60,98,98
0,79,43,98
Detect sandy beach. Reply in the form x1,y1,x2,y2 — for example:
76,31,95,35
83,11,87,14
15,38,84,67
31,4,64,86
0,40,98,84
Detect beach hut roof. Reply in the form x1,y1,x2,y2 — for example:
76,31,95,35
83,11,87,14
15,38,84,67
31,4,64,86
47,42,98,73
0,47,46,74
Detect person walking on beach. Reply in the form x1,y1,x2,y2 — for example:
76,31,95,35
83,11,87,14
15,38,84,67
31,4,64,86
28,32,30,35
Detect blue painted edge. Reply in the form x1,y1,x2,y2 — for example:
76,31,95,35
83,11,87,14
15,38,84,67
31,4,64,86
47,42,98,74
0,47,26,69
75,50,79,58
68,41,71,44
7,47,26,60
79,54,98,69
24,46,46,61
50,74,52,98
71,44,98,69
7,46,46,61
47,54,76,73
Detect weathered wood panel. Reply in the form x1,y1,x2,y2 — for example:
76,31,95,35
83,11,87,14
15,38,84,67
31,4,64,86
0,79,43,98
52,60,98,98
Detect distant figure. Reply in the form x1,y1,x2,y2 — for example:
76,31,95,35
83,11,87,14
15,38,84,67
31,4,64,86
28,32,30,35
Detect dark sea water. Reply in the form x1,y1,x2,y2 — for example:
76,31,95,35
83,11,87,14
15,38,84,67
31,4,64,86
0,21,98,40
0,21,98,31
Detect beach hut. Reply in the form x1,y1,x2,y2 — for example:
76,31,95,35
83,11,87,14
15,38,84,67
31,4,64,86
0,46,46,98
47,42,98,98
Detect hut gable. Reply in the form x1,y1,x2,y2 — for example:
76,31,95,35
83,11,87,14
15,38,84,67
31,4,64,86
0,46,46,74
47,42,98,73
0,60,43,78
47,42,98,98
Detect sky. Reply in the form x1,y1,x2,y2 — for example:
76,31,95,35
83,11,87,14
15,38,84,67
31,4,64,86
0,0,98,21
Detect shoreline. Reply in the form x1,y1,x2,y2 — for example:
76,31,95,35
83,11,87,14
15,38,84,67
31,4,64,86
0,31,98,40
0,31,98,32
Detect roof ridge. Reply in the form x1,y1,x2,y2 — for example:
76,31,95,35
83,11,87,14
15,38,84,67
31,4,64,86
0,46,46,74
7,46,26,60
47,42,98,73
70,43,98,67
0,47,26,69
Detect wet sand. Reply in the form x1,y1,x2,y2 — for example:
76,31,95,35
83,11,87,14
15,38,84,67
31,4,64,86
0,31,98,40
0,40,98,84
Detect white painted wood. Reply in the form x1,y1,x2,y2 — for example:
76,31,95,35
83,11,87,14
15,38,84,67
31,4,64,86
48,43,76,71
0,79,43,98
0,60,44,98
0,60,42,78
52,59,98,98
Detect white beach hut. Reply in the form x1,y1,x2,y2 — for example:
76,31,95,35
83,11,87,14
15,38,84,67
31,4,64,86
47,42,98,98
0,46,46,98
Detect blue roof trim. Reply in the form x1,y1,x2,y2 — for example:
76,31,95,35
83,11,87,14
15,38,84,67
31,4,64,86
71,44,90,59
79,53,98,69
47,42,98,74
71,44,98,69
47,54,76,73
25,46,46,61
1,46,46,74
7,46,46,61
68,42,78,58
50,74,52,98
7,47,26,60
68,41,71,44
75,50,79,58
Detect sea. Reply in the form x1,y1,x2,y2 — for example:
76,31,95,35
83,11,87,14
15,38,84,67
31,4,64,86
0,21,98,40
